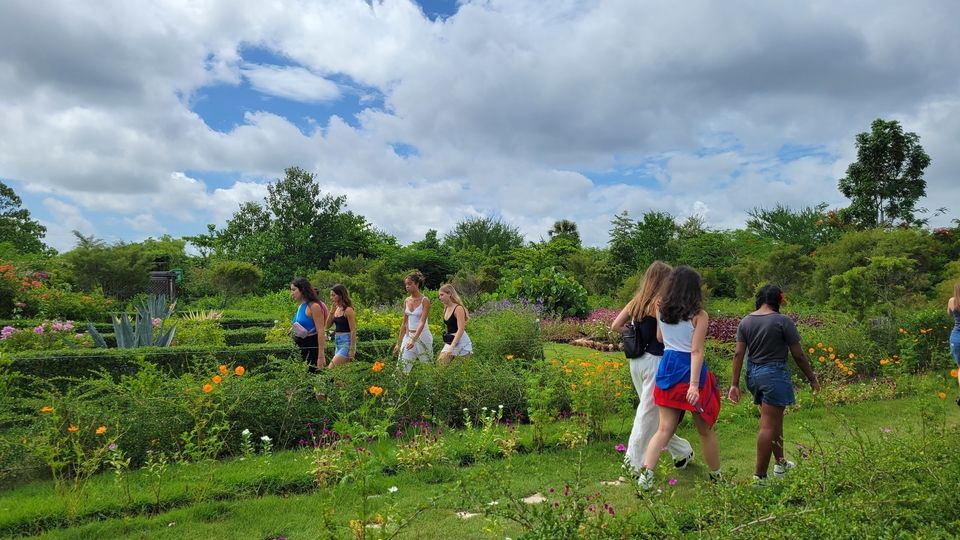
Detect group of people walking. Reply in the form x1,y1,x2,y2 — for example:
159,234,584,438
288,272,473,373
612,262,819,489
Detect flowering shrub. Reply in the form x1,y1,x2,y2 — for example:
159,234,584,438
554,354,631,439
394,420,447,471
0,320,92,353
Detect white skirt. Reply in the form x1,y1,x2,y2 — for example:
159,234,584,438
401,329,434,372
441,331,472,357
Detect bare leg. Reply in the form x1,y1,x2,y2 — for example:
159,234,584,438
756,403,785,476
328,354,350,368
642,407,682,469
690,413,720,472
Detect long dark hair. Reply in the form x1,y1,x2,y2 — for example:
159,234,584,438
659,265,703,324
331,283,353,308
755,284,783,312
291,277,322,305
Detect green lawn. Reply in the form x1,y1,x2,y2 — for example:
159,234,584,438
3,343,959,539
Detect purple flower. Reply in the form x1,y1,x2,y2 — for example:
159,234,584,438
668,478,677,486
614,443,626,452
880,427,892,433
34,325,44,334
108,443,117,451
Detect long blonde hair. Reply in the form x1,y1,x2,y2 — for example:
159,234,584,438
439,283,469,320
953,282,960,313
626,261,673,320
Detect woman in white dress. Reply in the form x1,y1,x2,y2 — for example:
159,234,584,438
395,271,434,373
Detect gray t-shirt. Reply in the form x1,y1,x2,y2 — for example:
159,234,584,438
735,312,801,365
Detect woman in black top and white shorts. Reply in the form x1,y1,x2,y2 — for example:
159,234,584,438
438,283,471,365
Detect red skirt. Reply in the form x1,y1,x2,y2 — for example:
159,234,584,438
653,371,721,428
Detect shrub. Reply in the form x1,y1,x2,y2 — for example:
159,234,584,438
0,321,92,353
469,304,544,362
173,319,227,348
893,308,953,373
210,261,262,300
498,266,589,317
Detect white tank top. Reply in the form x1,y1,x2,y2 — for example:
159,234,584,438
658,314,694,353
405,300,425,332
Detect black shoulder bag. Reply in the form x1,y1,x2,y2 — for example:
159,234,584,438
622,319,648,359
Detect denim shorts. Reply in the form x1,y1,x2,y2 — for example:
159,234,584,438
951,329,960,365
334,333,351,357
745,361,795,407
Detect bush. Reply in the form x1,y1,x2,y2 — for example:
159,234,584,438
211,260,262,300
893,308,953,373
469,304,544,362
173,319,227,348
498,266,589,317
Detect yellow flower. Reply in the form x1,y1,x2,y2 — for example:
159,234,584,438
212,375,222,384
234,366,245,376
848,353,855,359
816,342,823,348
827,347,834,353
614,392,621,397
807,347,815,354
371,361,385,372
570,383,577,390
829,353,836,360
818,356,826,362
368,385,384,396
579,362,592,368
505,354,514,360
40,405,54,414
880,359,890,365
938,391,946,399
95,426,107,436
203,383,214,394
67,425,79,433
218,364,228,375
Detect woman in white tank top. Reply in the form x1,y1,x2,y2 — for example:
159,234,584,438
395,271,434,373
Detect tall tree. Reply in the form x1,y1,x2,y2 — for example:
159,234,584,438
747,203,839,253
215,167,376,289
838,118,931,227
0,180,50,254
443,216,524,253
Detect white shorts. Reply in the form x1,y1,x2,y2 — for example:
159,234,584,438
441,332,472,357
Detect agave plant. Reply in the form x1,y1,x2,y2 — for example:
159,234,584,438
181,309,223,321
87,295,177,348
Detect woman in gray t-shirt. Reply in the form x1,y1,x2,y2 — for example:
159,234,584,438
728,285,819,485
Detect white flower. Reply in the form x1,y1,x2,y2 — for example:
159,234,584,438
388,486,399,493
462,408,469,412
486,500,499,506
260,435,272,442
241,429,250,436
482,406,488,411
498,404,503,409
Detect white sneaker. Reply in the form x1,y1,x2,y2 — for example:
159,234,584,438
773,460,795,477
637,468,655,491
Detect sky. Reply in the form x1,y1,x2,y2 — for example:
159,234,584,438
1,0,959,252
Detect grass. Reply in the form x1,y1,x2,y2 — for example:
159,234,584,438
3,343,959,539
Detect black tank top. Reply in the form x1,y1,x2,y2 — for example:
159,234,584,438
444,306,461,334
333,313,350,333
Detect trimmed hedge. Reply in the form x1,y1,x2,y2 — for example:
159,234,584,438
8,338,407,383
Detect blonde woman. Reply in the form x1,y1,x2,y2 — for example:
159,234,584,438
395,271,434,373
611,261,694,476
949,282,960,406
438,283,471,365
325,284,356,368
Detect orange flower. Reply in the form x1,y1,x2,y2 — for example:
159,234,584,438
371,361,385,372
212,375,222,384
848,353,855,359
818,356,826,362
827,347,834,353
368,385,384,396
234,366,245,376
40,405,54,414
570,383,577,390
203,383,214,394
938,391,946,399
880,359,890,365
951,369,958,378
807,347,815,354
816,342,823,348
96,426,107,436
829,353,836,360
67,425,79,433
218,364,229,375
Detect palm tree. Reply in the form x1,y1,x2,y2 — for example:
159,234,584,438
548,219,581,246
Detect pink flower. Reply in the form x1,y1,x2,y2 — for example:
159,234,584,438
668,478,677,486
614,443,626,452
33,325,44,334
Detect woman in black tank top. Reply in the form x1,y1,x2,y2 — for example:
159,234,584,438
438,283,472,365
325,284,356,368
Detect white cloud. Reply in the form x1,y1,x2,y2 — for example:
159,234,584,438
242,64,341,103
1,0,959,250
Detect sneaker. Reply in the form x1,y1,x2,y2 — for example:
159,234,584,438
956,396,960,408
637,468,655,491
708,470,723,483
773,460,795,478
674,451,694,470
751,475,767,487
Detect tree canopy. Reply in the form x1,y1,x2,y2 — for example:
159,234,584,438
838,118,931,227
0,180,50,254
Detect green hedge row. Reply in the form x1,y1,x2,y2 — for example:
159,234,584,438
8,338,410,383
